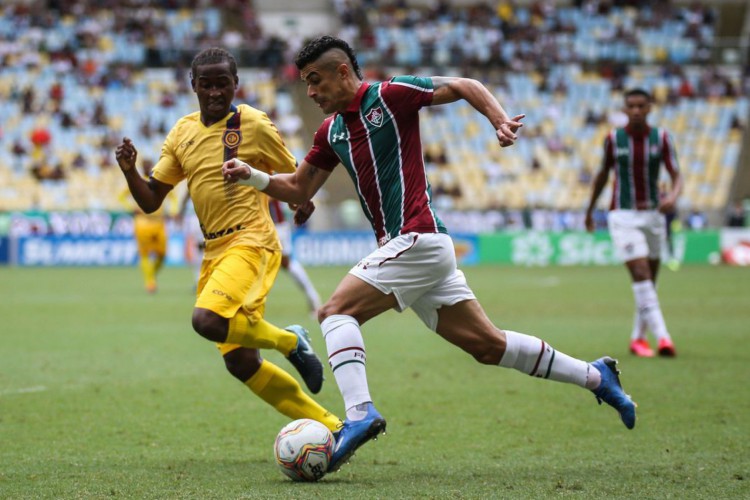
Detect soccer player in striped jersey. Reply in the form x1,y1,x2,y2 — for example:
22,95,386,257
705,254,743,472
116,47,343,440
223,36,637,472
585,88,683,358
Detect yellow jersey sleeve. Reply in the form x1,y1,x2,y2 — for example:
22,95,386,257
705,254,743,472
251,112,297,175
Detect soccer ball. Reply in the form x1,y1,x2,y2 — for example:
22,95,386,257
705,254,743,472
273,418,335,482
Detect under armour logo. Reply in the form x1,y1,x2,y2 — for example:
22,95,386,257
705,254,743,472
332,132,348,142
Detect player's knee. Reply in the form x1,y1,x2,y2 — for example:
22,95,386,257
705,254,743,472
470,331,506,365
223,349,262,381
472,348,503,365
633,270,652,281
191,308,227,342
317,301,337,324
627,259,653,281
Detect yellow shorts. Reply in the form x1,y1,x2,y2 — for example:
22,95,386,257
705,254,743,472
134,217,167,257
195,245,281,356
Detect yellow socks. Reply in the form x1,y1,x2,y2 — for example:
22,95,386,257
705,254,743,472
140,257,156,291
245,361,342,433
226,313,298,354
153,254,164,275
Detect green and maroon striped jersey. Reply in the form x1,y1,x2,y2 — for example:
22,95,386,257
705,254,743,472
304,77,448,247
603,126,680,210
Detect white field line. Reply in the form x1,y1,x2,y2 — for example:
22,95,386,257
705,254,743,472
0,385,48,397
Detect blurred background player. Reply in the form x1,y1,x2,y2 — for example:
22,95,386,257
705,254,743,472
119,158,174,293
116,47,341,436
269,197,322,317
585,88,683,358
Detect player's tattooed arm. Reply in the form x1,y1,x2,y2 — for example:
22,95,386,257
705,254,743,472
305,165,321,180
294,160,331,202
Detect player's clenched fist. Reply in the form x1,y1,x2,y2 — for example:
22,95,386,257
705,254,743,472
222,158,270,190
115,137,138,172
293,200,316,226
495,114,525,148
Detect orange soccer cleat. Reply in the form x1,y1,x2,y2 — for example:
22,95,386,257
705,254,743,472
629,338,655,358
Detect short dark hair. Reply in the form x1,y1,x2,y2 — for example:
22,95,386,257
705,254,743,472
191,47,237,79
295,36,362,79
624,88,652,102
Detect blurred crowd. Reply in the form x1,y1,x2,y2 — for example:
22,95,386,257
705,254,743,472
338,1,721,69
0,0,747,227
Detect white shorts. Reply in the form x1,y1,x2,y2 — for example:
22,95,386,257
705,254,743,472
349,232,475,331
607,210,665,261
275,221,292,255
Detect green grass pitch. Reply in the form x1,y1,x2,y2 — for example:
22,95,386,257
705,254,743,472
1,263,748,499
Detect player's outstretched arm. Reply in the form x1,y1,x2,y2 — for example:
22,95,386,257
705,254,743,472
431,76,524,148
222,158,330,205
115,137,172,213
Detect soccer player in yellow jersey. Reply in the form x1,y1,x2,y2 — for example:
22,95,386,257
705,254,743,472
119,159,170,293
115,47,341,435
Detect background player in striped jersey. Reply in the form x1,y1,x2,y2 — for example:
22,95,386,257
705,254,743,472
268,198,322,317
223,36,637,473
585,88,683,358
116,47,342,439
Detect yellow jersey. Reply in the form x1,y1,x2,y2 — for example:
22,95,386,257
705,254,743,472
151,104,296,259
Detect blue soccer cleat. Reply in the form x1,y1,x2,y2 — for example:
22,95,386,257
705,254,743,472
591,357,637,429
285,325,324,394
329,403,387,472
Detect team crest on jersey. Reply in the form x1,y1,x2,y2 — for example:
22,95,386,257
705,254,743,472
222,130,242,148
365,107,384,127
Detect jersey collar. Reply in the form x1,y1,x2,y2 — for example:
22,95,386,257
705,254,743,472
624,124,651,137
200,104,238,129
344,82,370,114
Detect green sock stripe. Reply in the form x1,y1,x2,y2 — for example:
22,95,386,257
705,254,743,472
544,350,556,379
331,359,365,373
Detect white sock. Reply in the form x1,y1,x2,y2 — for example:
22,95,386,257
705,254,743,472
287,259,322,312
631,281,659,341
320,314,372,420
630,310,647,341
499,330,600,389
632,281,671,341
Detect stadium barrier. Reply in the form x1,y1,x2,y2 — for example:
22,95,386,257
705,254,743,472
10,235,186,267
0,230,724,267
292,231,720,267
0,211,732,267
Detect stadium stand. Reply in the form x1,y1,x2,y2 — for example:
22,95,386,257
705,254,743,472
1,0,748,229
